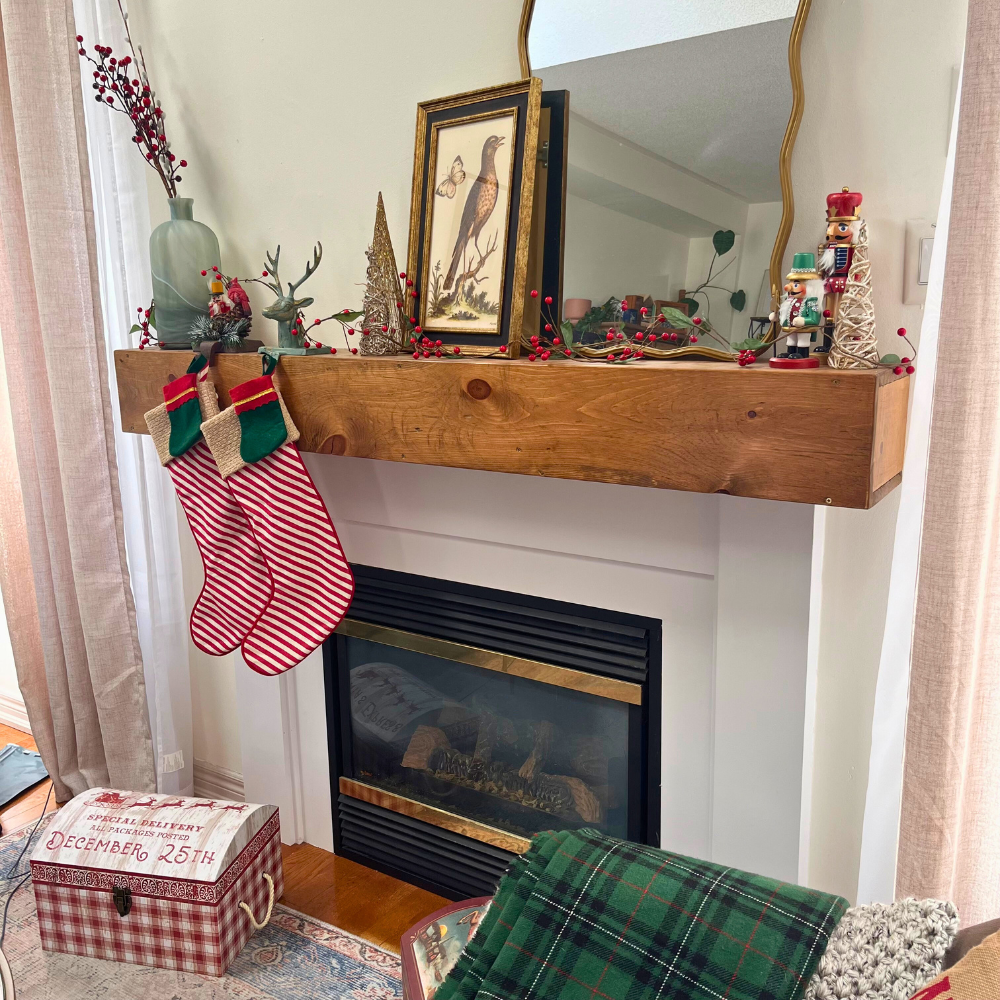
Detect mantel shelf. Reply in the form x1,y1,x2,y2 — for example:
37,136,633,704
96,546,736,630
114,350,909,509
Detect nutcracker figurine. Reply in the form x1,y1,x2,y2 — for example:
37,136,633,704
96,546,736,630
769,252,823,367
208,276,234,319
818,187,863,348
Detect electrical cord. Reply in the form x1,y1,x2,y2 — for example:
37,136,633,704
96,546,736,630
0,782,53,949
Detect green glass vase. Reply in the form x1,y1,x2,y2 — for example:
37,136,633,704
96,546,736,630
149,198,221,346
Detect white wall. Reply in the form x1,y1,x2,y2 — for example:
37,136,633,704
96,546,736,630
562,193,689,304
684,236,743,340
568,117,749,236
682,200,781,341
787,2,963,359
130,0,528,345
789,0,967,901
737,201,783,316
713,497,812,881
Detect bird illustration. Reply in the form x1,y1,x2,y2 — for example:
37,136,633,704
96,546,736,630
227,276,251,319
444,134,504,292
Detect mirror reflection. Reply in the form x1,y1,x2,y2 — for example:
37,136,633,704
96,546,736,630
529,1,799,346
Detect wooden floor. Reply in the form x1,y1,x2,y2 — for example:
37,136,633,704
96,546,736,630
0,723,57,833
0,720,446,955
280,841,448,953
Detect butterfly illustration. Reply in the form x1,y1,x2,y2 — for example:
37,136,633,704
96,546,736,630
436,156,466,198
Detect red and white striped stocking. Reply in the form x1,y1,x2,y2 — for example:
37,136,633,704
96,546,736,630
145,357,273,656
201,367,354,675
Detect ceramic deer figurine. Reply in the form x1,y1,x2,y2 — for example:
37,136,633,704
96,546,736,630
261,242,323,348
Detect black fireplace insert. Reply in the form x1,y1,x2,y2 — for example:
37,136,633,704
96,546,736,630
324,565,661,899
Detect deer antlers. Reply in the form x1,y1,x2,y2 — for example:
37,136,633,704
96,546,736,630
289,242,322,295
262,246,282,297
262,242,323,298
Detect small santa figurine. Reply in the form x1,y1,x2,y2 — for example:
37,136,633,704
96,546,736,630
818,187,863,314
770,253,823,359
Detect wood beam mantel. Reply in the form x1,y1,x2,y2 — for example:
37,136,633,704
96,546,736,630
114,350,908,509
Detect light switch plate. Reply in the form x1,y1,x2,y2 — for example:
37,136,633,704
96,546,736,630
904,219,935,305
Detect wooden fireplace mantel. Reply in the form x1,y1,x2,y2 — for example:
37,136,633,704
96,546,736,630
114,349,908,509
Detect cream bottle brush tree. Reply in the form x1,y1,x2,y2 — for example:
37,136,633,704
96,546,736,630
828,220,881,369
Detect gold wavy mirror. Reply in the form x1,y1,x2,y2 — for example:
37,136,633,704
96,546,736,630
519,0,811,360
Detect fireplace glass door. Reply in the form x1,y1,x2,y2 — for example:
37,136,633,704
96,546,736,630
340,631,634,841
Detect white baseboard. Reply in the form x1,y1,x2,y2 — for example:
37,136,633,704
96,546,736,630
0,692,29,733
193,758,245,801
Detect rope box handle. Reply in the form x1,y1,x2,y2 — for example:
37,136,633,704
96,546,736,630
239,872,275,931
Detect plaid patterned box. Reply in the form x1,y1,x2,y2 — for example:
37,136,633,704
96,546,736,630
29,788,282,977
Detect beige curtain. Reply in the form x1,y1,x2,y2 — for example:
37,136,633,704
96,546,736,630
897,0,1000,926
0,0,155,799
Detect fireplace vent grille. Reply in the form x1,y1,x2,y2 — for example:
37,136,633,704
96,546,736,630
347,565,649,683
338,794,512,898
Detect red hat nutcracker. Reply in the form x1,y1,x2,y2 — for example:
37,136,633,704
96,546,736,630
819,187,862,297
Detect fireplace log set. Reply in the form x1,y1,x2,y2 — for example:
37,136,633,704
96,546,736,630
402,722,603,824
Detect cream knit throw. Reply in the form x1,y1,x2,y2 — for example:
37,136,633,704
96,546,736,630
804,898,958,1000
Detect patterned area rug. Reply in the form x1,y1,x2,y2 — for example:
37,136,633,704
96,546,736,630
0,816,404,999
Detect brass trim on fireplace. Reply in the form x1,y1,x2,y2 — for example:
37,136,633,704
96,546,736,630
335,618,643,706
340,777,532,854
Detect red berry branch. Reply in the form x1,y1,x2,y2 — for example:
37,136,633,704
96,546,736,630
133,300,157,349
529,293,715,363
886,327,917,375
399,272,466,359
77,2,186,198
297,308,364,354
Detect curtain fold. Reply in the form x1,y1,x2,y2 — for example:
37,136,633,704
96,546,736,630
895,0,1000,926
855,68,961,906
0,0,155,796
72,0,194,796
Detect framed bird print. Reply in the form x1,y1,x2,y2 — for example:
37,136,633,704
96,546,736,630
407,79,543,357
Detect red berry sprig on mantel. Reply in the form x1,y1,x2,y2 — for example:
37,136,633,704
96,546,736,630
395,273,480,360
885,327,917,376
132,300,157,349
76,2,186,198
525,294,721,364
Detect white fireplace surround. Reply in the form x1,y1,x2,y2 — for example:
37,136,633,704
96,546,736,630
237,455,823,881
233,453,817,886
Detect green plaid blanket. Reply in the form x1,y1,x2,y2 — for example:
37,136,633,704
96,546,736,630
438,830,847,1000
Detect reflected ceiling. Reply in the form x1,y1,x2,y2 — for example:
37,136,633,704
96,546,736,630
536,18,793,202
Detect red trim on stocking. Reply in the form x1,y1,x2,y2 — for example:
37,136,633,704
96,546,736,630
230,375,279,414
164,372,199,411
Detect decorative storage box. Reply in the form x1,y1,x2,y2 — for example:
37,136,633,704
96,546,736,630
30,788,282,977
401,897,491,1000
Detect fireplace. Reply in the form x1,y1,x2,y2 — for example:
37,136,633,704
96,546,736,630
324,565,662,899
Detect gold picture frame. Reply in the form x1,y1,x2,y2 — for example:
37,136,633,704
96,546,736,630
517,0,813,362
406,80,542,358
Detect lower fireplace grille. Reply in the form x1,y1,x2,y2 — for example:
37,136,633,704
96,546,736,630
325,565,661,900
337,794,512,899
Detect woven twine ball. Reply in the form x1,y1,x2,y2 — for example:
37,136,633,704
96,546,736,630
804,898,959,1000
